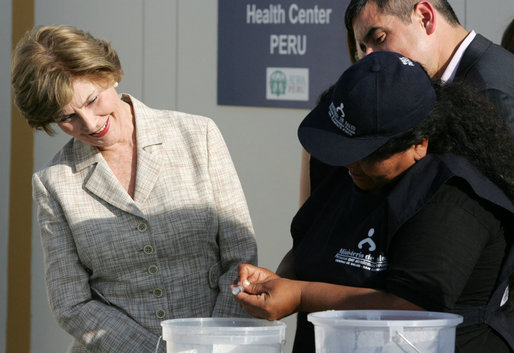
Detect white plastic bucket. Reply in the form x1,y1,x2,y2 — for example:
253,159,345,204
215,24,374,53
161,317,286,353
307,310,463,353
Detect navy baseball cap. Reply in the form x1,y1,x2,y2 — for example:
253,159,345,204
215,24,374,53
298,51,436,166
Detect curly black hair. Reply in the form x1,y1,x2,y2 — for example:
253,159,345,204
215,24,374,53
367,82,514,200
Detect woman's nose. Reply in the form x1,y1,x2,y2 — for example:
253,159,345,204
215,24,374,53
344,162,359,170
78,111,99,132
345,161,364,176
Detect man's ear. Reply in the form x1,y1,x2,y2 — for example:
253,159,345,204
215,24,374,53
413,136,429,160
414,1,437,35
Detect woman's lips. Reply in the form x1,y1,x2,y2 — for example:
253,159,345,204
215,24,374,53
348,169,359,177
90,117,110,137
348,169,365,180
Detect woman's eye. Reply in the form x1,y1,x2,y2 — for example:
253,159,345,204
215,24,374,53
58,114,74,123
87,96,98,106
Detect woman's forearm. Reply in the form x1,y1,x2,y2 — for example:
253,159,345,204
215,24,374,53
298,281,423,313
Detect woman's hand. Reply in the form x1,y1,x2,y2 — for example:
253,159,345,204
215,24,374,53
231,264,424,320
232,264,304,320
236,263,280,287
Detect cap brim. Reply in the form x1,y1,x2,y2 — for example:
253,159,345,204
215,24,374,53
298,125,392,166
298,97,393,166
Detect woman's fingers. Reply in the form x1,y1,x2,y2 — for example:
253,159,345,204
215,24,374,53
233,278,302,321
236,264,279,290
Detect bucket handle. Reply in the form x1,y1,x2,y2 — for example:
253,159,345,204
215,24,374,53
155,335,162,353
394,331,425,353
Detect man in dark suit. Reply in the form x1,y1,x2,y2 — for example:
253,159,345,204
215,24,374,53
344,0,514,133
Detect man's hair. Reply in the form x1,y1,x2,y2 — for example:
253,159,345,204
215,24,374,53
345,0,460,32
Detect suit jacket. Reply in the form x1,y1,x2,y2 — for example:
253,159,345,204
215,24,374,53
33,94,257,353
455,33,514,132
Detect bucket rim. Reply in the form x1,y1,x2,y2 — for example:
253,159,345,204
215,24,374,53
160,317,286,330
307,310,463,328
160,317,287,343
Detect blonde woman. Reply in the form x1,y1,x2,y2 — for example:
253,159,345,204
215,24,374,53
12,25,257,353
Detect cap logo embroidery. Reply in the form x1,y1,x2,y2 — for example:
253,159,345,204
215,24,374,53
399,56,414,66
329,102,356,136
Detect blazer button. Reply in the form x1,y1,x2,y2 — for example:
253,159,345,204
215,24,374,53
137,223,148,232
143,245,154,254
148,265,158,275
210,271,217,284
156,309,166,319
153,288,163,298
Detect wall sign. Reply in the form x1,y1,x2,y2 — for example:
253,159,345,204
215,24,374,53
218,0,352,109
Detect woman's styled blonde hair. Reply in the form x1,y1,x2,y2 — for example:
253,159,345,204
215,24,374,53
11,25,124,135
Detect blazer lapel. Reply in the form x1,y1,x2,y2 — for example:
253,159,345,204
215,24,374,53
134,145,162,204
73,138,145,218
129,94,164,205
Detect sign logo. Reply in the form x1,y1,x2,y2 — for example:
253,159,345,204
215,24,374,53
269,70,287,96
266,67,309,101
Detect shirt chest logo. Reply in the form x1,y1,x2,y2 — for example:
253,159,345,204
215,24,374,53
334,227,388,272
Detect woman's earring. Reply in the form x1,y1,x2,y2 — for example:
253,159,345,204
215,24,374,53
113,82,119,88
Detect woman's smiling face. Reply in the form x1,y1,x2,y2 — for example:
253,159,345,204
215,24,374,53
56,78,128,150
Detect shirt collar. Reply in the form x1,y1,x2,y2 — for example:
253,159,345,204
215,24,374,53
440,30,476,83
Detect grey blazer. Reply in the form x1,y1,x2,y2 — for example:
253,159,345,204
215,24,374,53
33,95,257,353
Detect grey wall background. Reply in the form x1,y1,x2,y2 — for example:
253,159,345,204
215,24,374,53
1,0,513,352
